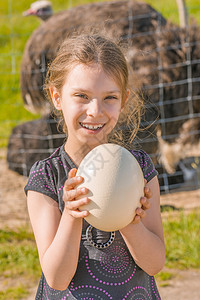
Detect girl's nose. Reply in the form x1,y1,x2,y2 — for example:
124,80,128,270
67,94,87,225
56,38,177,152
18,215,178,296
87,98,103,117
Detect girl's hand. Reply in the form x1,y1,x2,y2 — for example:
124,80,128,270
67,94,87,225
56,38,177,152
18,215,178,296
63,168,90,218
132,179,152,224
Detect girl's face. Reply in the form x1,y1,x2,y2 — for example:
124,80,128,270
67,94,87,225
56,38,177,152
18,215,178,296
51,63,126,158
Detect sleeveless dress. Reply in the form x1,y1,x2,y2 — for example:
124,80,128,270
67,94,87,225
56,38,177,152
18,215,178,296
24,144,161,300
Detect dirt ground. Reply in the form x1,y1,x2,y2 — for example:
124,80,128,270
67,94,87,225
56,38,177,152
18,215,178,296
0,149,200,300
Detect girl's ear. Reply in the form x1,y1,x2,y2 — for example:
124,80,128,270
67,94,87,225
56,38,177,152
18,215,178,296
50,87,62,110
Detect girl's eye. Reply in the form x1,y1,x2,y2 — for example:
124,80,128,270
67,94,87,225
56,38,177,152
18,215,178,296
105,95,118,100
75,94,88,100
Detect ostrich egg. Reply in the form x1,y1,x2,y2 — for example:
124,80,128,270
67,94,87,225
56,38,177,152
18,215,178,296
76,143,144,231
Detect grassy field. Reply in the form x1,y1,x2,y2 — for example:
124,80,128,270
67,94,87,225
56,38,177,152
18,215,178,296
0,226,41,299
1,209,199,299
0,0,200,147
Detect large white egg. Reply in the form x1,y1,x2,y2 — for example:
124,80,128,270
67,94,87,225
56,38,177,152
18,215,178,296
76,143,144,231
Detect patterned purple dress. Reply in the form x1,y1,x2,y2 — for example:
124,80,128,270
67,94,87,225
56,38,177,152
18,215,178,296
25,144,161,300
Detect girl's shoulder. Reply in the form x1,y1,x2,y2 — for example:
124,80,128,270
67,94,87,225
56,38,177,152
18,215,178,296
24,145,74,201
27,145,65,179
27,144,75,175
130,149,158,182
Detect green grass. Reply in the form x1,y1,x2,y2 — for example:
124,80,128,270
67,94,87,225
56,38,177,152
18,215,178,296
0,0,200,147
155,270,175,287
163,210,200,269
0,226,41,299
145,0,180,24
0,285,29,300
146,0,200,25
157,270,174,281
156,209,200,285
0,226,41,279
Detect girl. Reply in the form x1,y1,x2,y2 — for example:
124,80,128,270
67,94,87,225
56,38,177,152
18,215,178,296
25,34,165,299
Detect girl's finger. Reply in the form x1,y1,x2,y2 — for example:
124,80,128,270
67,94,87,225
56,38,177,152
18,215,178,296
63,187,88,202
69,209,89,219
144,186,152,199
140,197,151,210
136,207,146,218
132,208,146,224
64,175,83,191
68,168,77,179
65,197,90,210
132,214,141,224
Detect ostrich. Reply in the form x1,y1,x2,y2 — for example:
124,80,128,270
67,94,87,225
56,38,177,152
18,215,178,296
23,0,53,21
8,0,200,189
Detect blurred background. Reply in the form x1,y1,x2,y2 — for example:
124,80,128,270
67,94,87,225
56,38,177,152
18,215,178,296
1,0,200,193
0,1,200,299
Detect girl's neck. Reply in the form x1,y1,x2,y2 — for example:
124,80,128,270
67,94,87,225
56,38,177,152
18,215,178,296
64,142,97,166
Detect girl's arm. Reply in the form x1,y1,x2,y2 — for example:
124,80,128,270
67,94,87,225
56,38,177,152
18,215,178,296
120,176,165,276
27,168,89,291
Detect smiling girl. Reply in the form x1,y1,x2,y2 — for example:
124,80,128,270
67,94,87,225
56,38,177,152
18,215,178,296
25,34,165,299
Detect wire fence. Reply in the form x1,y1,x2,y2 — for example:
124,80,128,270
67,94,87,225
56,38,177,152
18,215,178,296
1,0,200,194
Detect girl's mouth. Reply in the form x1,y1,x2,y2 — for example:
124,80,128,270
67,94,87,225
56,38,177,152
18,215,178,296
79,122,105,131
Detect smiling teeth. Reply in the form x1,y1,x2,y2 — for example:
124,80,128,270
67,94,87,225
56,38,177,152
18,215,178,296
81,123,104,130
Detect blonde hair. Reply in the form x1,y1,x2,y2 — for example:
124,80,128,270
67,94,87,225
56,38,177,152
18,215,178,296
45,34,144,148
